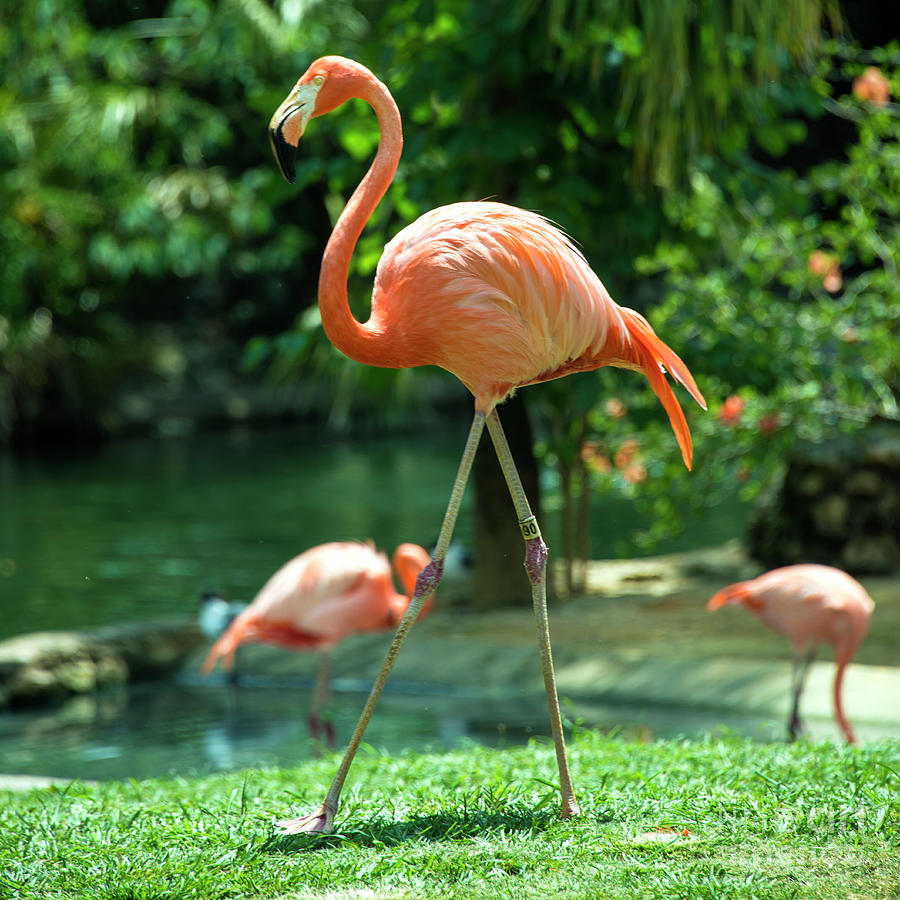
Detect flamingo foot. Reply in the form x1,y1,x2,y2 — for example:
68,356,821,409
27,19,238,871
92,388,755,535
788,713,806,743
308,713,337,749
275,803,335,835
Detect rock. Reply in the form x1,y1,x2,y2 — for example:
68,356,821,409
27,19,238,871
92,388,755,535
0,619,202,709
811,494,849,538
841,535,900,574
749,422,900,575
844,469,883,497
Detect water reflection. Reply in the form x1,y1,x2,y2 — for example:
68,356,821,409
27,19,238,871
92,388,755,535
0,678,525,781
0,676,789,782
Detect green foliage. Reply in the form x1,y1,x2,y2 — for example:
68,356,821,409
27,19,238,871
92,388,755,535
600,41,900,548
1,733,898,898
0,0,363,438
526,0,841,188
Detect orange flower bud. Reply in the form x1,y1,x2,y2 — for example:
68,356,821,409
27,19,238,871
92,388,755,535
718,395,744,425
852,67,890,106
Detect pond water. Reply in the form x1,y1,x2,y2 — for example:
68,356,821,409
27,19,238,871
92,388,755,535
0,422,750,781
0,422,744,640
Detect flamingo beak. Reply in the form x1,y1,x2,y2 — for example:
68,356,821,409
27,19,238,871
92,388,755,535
268,106,303,184
268,78,324,184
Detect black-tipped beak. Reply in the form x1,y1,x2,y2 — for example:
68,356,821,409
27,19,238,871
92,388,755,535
269,119,298,184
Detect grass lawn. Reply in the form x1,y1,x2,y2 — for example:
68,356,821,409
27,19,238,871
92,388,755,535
1,729,898,899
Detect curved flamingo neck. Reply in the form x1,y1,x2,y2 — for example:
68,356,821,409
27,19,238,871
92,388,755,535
318,76,403,366
388,546,433,625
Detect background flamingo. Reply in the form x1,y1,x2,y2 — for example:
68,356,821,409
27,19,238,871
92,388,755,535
267,56,706,833
708,563,874,743
202,541,431,743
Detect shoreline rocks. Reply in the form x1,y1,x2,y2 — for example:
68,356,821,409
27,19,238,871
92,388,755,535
749,422,900,574
0,619,203,709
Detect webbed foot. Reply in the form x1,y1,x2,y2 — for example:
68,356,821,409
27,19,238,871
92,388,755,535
275,803,335,835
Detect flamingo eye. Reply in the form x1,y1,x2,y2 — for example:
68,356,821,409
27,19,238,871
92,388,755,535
311,75,325,87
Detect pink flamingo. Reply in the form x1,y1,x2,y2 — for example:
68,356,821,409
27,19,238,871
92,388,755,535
201,542,432,743
708,564,875,744
267,56,706,833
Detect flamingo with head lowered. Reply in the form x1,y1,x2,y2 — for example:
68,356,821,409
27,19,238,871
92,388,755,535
708,564,874,744
266,56,706,833
202,542,432,743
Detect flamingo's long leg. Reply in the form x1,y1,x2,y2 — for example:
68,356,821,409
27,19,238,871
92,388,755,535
276,411,487,834
787,646,816,742
308,649,335,748
485,409,580,820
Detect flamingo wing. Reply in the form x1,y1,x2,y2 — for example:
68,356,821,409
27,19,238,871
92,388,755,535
374,203,628,396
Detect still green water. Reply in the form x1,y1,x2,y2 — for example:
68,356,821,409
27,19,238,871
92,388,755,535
0,422,745,640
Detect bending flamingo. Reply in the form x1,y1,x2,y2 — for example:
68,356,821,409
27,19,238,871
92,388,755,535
268,56,706,833
202,542,432,742
708,564,874,743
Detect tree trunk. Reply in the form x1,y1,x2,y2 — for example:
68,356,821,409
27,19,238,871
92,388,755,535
574,455,591,594
471,394,541,610
560,462,574,598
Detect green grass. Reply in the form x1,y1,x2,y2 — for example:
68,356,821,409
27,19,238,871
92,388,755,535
1,730,898,899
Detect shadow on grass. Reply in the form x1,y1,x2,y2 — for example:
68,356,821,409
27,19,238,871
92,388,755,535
261,801,568,854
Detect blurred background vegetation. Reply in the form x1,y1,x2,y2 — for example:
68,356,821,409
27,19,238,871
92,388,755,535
2,0,898,566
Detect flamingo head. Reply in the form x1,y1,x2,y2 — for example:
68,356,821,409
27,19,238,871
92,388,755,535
707,583,755,612
269,56,378,183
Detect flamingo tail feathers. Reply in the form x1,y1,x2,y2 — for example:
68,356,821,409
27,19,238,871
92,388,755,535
621,309,706,470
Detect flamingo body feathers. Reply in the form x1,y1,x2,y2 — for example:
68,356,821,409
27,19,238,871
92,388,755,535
371,201,704,466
